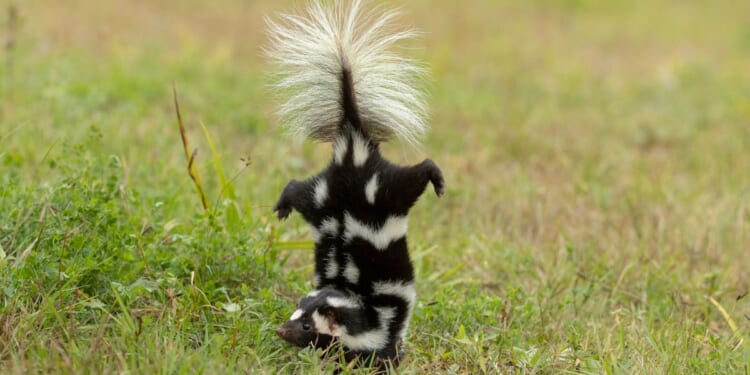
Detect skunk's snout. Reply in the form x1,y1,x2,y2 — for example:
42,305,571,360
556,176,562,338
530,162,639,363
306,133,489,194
276,327,288,338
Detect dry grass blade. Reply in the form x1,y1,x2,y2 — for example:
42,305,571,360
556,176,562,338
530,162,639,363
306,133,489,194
173,85,209,211
708,296,747,350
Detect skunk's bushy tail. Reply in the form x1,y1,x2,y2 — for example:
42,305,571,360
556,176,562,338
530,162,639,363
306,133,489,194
265,0,428,146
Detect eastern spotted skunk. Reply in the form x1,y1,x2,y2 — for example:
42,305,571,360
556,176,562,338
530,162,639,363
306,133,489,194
267,0,444,367
276,287,405,371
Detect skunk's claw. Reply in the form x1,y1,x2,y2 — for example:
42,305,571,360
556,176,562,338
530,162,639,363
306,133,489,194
426,160,445,198
432,176,445,197
274,180,301,220
274,204,292,220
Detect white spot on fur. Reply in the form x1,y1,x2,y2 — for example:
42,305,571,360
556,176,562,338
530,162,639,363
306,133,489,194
313,179,328,208
333,136,348,165
306,289,321,298
312,311,333,335
372,281,417,308
373,281,417,342
365,173,379,205
339,307,396,350
352,132,369,167
309,225,321,243
325,248,338,279
398,319,411,344
343,213,408,250
326,296,360,309
289,309,304,321
343,254,360,284
320,217,339,237
311,217,338,243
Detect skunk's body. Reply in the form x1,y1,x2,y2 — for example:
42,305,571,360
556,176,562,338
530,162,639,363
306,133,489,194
274,134,443,290
273,132,441,363
267,0,444,367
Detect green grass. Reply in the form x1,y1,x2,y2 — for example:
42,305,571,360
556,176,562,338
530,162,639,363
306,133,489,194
2,0,750,373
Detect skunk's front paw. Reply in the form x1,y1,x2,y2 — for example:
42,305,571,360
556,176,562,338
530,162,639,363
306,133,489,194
427,161,445,198
274,203,292,220
432,175,445,197
274,180,300,220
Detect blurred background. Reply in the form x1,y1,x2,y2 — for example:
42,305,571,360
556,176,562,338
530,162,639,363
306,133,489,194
7,0,750,269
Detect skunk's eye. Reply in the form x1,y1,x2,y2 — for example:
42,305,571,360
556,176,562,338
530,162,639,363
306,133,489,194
302,322,312,331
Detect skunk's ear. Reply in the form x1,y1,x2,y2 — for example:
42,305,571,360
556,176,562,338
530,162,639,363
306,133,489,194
319,306,338,324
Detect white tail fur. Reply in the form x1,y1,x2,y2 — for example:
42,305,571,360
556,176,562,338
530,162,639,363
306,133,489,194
265,0,428,146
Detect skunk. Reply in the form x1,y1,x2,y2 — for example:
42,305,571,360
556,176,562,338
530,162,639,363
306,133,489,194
277,287,406,371
267,0,444,366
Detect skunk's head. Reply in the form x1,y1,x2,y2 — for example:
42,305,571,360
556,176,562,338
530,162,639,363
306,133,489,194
276,311,330,348
276,287,355,348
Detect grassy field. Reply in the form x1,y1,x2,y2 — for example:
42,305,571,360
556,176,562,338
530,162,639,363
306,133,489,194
2,0,750,373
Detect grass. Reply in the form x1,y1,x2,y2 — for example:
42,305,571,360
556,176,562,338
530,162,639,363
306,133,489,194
1,0,750,373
